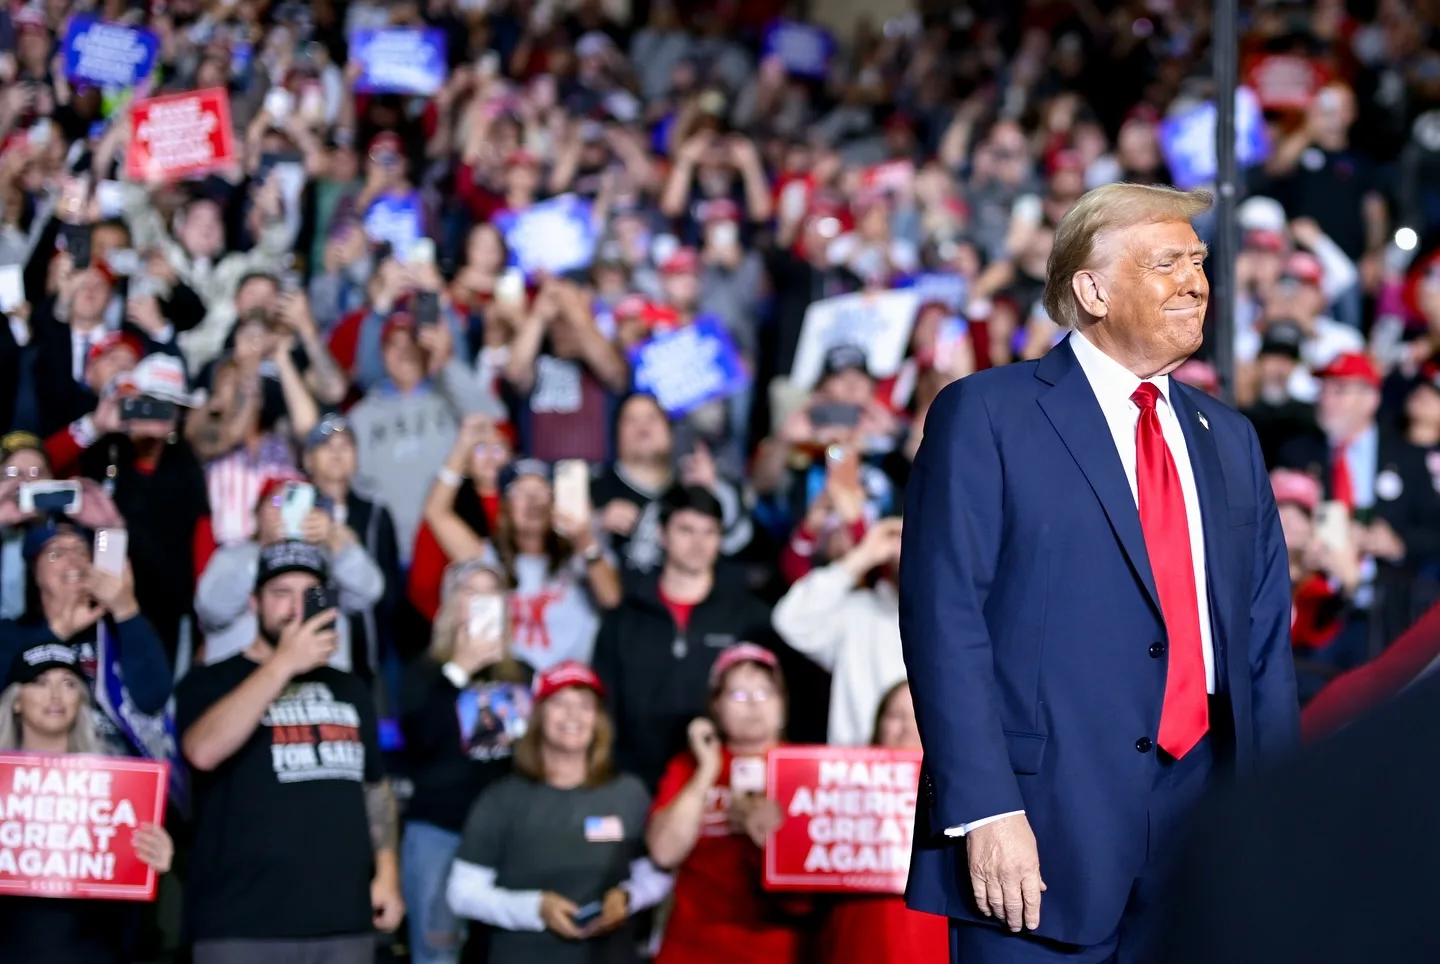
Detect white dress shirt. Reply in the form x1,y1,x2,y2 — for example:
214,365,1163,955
947,332,1216,838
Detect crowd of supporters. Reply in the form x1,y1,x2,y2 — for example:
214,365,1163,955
4,0,1440,960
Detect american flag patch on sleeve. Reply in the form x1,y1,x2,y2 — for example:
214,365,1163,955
584,815,624,842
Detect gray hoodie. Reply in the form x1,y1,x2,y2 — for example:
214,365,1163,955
195,540,385,670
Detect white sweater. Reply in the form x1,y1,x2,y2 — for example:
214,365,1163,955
772,564,905,746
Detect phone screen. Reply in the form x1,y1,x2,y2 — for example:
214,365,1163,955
553,460,591,522
1314,500,1351,555
414,290,441,327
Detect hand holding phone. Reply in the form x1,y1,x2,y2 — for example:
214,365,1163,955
93,528,129,576
302,584,336,633
19,481,83,517
571,901,603,929
281,482,317,539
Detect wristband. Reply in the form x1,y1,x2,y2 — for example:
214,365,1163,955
437,467,464,488
582,542,604,563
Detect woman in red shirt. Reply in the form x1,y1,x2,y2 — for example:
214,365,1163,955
821,681,948,963
646,644,812,964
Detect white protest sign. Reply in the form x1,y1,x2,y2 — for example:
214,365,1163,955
790,289,921,388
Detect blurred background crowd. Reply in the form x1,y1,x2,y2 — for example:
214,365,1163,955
4,0,1440,960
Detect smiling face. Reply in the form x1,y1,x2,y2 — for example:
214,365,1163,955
17,669,85,743
539,687,598,755
1082,219,1209,375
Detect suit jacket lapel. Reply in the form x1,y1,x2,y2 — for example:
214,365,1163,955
1036,340,1162,618
1171,385,1234,657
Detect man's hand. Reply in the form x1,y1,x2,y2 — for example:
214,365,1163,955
371,871,405,933
1358,519,1406,562
276,292,319,340
966,813,1046,933
599,499,641,536
416,321,454,376
274,609,339,676
125,294,168,336
539,892,585,939
300,508,334,547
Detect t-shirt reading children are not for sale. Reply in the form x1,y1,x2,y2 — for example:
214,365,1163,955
176,654,384,942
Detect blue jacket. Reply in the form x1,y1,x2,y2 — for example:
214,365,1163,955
898,336,1300,945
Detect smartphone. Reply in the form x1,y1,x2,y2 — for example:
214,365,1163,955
61,223,93,270
571,901,603,928
1012,193,1043,227
468,593,505,640
730,756,767,794
413,290,441,327
119,396,177,423
1315,500,1352,555
408,238,437,266
281,482,317,539
302,584,335,630
554,459,591,522
93,527,128,576
496,267,526,306
809,402,863,430
19,481,82,516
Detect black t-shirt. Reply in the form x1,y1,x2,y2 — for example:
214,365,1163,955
0,895,133,964
1270,147,1379,259
400,659,536,832
175,654,383,941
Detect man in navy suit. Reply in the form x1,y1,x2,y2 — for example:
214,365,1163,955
900,182,1300,963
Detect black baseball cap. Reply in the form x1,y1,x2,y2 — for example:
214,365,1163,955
254,540,329,592
10,642,84,685
820,344,872,381
1259,320,1304,360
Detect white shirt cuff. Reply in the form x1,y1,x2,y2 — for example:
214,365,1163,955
944,810,1026,837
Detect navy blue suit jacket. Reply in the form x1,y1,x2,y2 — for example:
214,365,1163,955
898,336,1301,945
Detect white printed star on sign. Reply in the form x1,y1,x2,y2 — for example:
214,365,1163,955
1198,413,1209,430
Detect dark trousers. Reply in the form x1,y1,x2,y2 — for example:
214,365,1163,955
950,724,1223,964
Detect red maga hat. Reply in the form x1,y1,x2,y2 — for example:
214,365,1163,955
1315,352,1380,388
533,660,607,703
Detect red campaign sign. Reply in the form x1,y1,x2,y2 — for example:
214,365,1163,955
763,746,922,894
0,752,168,901
1246,55,1325,112
127,87,235,183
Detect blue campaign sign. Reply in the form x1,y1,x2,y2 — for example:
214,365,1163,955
630,317,752,418
364,191,426,261
897,272,969,311
762,20,835,79
351,28,448,96
62,17,160,90
1159,87,1270,190
494,194,597,277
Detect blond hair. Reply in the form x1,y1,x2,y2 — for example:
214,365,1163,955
1043,183,1213,329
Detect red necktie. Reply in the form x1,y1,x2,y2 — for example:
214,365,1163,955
1131,383,1209,759
1331,447,1355,511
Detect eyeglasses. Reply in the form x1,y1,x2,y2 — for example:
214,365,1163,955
45,544,89,563
721,689,775,704
3,465,43,479
473,444,508,458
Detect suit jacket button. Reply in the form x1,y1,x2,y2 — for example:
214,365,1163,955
1149,642,1166,658
1135,737,1154,753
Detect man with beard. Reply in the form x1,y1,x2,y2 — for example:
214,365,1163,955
177,540,404,964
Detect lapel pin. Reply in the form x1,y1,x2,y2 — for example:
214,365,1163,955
1197,413,1209,430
